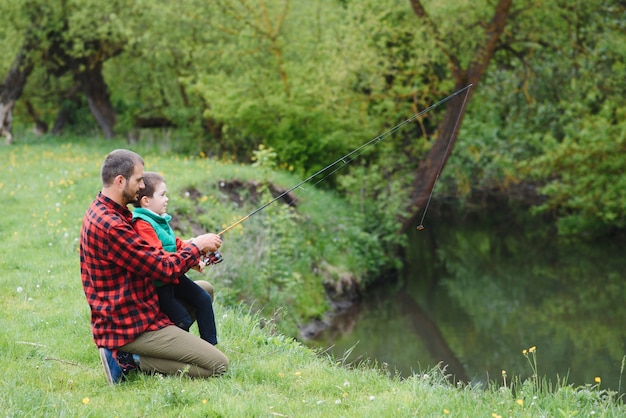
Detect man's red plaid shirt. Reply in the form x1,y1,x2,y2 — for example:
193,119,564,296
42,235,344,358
80,192,202,349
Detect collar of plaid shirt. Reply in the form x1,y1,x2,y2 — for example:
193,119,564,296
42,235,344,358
80,192,202,349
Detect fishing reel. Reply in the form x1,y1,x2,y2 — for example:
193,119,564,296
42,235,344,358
203,251,223,265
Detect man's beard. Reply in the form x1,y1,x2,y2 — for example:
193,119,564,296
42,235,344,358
121,186,139,206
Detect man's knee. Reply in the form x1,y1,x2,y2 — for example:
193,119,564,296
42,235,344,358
194,280,214,300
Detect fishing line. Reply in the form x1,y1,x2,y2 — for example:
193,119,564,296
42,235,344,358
416,84,473,231
217,84,474,237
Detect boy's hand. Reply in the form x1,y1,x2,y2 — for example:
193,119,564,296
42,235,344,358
190,233,222,253
192,259,207,273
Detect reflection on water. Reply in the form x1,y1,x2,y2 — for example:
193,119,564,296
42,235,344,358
306,208,626,394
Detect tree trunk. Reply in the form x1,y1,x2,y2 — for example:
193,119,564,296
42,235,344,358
401,87,473,231
0,51,33,144
401,0,513,232
51,84,82,135
24,100,48,134
74,61,116,139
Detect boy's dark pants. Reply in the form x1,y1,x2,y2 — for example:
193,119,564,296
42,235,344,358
157,276,218,345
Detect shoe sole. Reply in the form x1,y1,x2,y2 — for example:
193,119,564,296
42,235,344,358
99,347,116,386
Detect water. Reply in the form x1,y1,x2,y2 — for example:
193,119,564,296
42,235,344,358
307,207,626,394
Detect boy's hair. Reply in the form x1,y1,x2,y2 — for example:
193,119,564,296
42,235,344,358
132,172,165,208
101,149,144,186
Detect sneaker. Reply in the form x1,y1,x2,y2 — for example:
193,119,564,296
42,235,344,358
99,347,124,386
116,350,140,374
99,348,139,386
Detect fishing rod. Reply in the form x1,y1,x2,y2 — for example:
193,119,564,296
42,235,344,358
205,84,473,264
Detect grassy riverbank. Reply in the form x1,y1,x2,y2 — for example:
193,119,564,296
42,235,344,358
1,137,624,416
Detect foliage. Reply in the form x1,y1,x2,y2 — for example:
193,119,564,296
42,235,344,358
1,0,626,239
0,0,146,133
464,0,626,236
522,106,626,235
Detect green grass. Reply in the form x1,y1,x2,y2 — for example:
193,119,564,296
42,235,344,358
1,136,624,417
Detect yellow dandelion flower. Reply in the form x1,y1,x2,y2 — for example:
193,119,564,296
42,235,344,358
516,399,524,406
522,349,527,355
529,346,536,353
342,392,348,398
278,372,284,378
501,370,507,376
444,409,450,414
202,399,207,404
294,371,302,377
595,377,601,384
82,397,90,404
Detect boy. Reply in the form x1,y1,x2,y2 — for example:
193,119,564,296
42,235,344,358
132,172,219,345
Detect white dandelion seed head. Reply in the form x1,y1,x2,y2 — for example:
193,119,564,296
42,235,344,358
369,396,375,401
335,400,341,404
343,381,350,387
17,287,23,293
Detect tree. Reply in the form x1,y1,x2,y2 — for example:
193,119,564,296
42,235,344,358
399,0,513,232
0,51,32,144
456,0,626,235
0,0,139,139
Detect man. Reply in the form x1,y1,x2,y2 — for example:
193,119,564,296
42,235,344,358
80,149,228,385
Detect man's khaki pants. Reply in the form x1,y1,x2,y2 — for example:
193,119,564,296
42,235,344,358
120,325,228,378
120,280,227,378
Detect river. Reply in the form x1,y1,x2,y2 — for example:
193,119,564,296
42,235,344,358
306,206,626,395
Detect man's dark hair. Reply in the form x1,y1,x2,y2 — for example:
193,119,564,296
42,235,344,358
132,172,165,208
101,149,144,186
